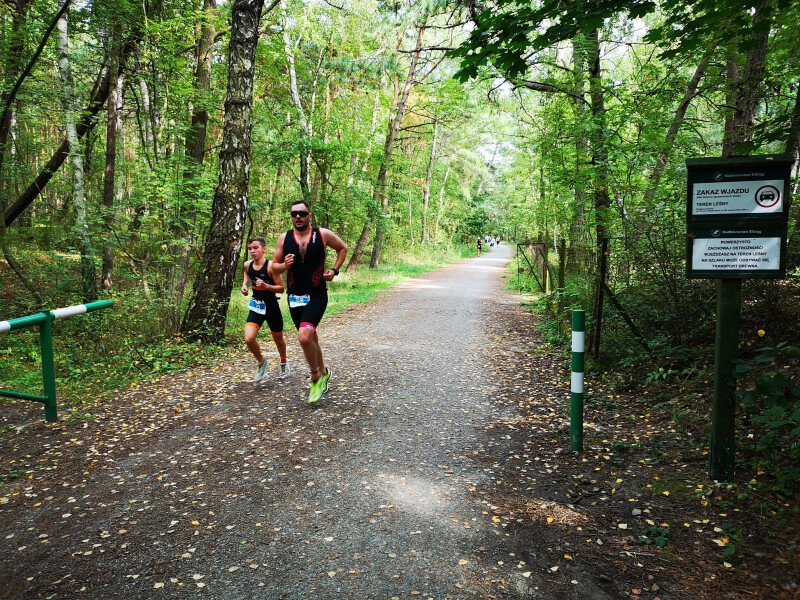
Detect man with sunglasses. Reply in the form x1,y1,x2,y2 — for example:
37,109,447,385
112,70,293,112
272,200,348,404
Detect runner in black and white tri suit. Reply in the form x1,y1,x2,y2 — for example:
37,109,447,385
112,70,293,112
241,237,290,382
272,200,347,404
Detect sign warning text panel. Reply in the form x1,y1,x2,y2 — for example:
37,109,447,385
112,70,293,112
691,180,784,216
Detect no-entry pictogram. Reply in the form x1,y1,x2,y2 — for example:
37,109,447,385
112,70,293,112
755,184,780,208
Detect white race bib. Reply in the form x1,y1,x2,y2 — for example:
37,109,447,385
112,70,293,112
248,298,266,315
288,294,311,308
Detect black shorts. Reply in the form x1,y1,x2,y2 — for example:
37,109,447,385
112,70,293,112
246,296,283,333
288,290,328,330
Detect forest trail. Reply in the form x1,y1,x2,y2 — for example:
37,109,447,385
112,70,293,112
1,244,780,600
0,243,591,600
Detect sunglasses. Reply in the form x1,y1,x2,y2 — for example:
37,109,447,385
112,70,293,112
290,210,309,218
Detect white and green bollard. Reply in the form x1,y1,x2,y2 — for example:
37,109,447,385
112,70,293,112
571,310,585,452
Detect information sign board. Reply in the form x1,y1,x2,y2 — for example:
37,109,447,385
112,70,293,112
684,154,794,482
688,226,786,278
686,155,792,220
686,155,791,279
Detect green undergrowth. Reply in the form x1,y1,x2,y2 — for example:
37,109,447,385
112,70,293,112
1,247,464,418
506,251,800,503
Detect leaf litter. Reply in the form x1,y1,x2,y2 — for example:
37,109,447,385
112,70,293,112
0,257,796,598
471,292,798,599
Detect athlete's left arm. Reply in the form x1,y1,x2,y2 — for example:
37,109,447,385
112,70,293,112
321,228,348,281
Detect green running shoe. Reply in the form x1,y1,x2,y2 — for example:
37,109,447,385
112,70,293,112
319,367,332,395
308,378,324,404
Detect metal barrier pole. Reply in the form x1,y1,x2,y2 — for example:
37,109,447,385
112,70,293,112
39,314,57,422
0,299,114,422
570,310,585,452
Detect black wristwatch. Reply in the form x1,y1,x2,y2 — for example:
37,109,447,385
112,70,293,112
331,267,340,276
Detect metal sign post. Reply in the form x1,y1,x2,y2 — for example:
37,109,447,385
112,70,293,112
685,155,792,481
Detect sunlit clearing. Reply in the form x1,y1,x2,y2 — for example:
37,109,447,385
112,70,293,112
395,281,447,291
380,475,451,517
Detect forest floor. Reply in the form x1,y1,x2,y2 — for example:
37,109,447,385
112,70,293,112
0,244,797,599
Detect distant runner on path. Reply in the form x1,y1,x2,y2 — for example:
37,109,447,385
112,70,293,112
272,200,347,404
240,237,289,382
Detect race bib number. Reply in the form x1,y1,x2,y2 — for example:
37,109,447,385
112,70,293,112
288,294,311,308
248,298,266,315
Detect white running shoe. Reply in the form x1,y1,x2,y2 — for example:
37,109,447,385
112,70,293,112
254,358,269,382
279,361,291,379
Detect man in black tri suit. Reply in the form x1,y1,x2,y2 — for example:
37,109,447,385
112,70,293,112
272,201,348,404
241,237,290,382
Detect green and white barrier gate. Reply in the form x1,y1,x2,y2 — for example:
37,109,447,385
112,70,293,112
0,300,114,422
571,310,585,452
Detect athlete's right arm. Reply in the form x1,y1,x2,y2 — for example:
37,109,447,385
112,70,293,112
241,260,251,295
267,262,285,294
271,233,293,274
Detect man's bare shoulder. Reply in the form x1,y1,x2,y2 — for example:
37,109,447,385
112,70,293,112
320,227,343,242
319,227,344,250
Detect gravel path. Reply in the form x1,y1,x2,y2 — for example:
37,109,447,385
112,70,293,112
264,245,519,598
0,244,614,599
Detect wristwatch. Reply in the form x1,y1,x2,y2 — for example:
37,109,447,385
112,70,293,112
331,267,340,276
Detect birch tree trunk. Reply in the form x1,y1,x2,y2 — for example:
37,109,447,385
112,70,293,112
434,163,450,234
101,28,122,291
421,118,438,245
57,9,97,301
182,0,265,342
170,0,216,332
408,189,414,245
281,0,312,201
341,90,380,260
344,89,380,206
138,79,154,165
347,81,401,272
368,23,426,268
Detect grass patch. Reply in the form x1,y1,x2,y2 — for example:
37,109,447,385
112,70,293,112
2,251,458,417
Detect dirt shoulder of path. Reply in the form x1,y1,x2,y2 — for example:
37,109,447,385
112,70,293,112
475,289,799,600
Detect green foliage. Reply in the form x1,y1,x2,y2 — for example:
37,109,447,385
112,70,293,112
644,367,673,386
638,525,670,548
0,247,457,416
644,365,707,386
718,522,745,559
735,342,800,495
